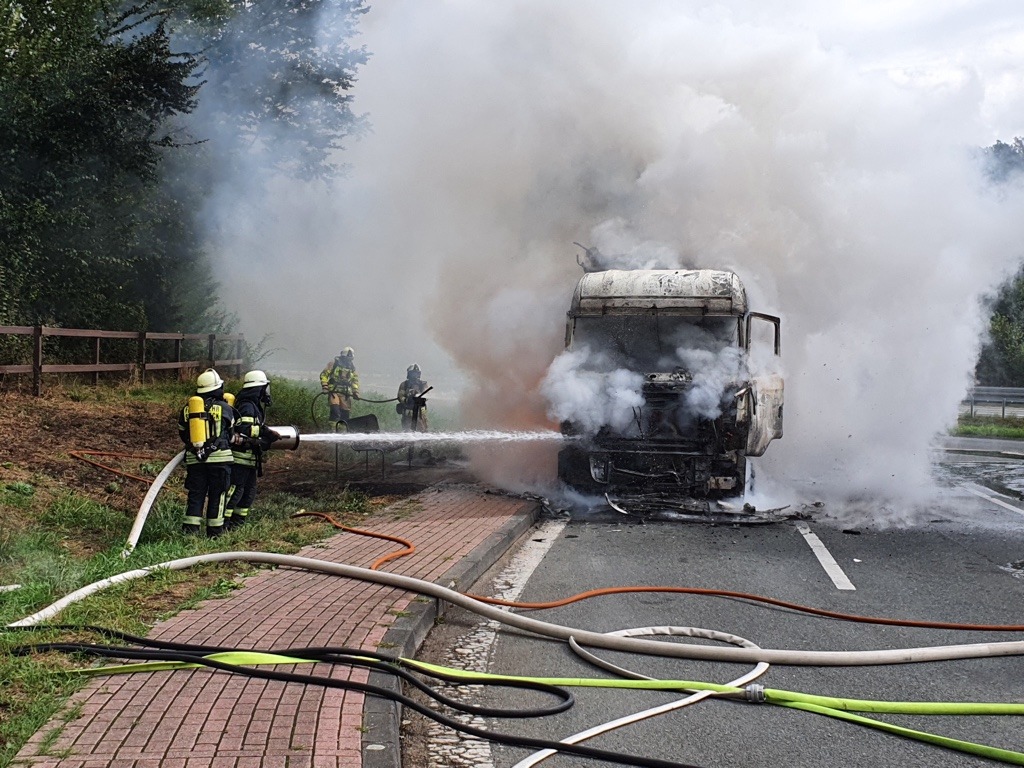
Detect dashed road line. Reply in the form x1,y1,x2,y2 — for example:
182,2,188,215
796,524,856,590
962,483,1024,518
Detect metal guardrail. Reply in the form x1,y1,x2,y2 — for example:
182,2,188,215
964,387,1024,417
0,326,245,395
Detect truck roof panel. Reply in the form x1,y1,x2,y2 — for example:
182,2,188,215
571,269,748,316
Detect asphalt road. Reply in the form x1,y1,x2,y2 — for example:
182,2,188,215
423,465,1024,768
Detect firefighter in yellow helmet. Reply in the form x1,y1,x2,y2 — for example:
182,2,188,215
177,368,235,536
319,347,360,425
396,363,429,431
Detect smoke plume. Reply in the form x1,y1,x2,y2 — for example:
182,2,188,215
540,347,645,436
199,1,1024,503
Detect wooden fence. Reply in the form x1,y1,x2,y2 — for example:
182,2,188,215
0,326,245,395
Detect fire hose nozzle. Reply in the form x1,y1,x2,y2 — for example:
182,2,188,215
267,426,300,451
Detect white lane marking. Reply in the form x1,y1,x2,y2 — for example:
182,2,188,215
796,524,856,590
962,484,1024,518
427,518,568,768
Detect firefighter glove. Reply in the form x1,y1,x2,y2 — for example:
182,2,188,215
194,445,210,462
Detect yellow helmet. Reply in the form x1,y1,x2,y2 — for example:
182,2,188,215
196,368,223,394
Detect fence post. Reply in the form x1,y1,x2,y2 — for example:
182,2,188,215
138,331,147,384
207,334,216,369
32,325,43,396
93,337,101,385
237,337,244,377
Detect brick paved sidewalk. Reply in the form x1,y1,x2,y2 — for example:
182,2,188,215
13,485,538,768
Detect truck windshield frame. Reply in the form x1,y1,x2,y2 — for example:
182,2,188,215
568,314,742,371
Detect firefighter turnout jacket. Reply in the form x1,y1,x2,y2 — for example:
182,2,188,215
231,388,273,468
320,358,360,398
397,378,429,431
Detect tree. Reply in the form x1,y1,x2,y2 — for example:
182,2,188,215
975,138,1024,385
0,0,201,330
166,0,370,181
976,267,1024,386
985,138,1024,183
0,0,370,351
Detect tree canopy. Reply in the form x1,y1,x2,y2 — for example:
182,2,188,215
0,0,200,329
0,0,368,341
975,138,1024,386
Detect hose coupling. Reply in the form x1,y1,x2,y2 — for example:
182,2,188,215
744,684,766,703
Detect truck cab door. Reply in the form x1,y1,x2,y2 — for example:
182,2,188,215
744,376,784,456
742,312,783,456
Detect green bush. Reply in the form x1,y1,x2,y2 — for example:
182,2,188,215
263,377,319,430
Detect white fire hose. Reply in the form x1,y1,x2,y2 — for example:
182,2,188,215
12,550,1024,667
120,427,301,558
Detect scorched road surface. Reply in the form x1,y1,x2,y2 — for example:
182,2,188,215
432,486,1024,768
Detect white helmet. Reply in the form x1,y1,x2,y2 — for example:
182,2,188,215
196,368,224,394
341,346,354,358
242,370,269,389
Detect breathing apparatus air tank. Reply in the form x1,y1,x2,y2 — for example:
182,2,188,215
187,396,209,448
224,392,235,407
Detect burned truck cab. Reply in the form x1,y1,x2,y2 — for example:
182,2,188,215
556,269,783,498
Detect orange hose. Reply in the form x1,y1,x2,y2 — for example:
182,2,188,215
291,511,1024,632
463,585,1024,632
291,511,416,570
69,450,169,485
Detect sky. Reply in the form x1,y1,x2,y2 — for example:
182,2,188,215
207,0,1024,501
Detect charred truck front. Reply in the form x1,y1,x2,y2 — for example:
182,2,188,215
556,268,783,499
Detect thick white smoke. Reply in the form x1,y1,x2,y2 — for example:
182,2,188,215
679,347,747,420
202,1,1024,503
540,347,645,436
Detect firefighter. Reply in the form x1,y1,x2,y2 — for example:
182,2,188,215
396,364,429,431
177,368,235,537
320,347,360,425
224,370,279,529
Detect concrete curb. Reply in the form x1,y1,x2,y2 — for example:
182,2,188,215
361,497,541,768
941,447,1024,459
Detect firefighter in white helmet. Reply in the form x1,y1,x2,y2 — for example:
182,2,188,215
319,346,360,425
224,370,279,528
177,368,235,536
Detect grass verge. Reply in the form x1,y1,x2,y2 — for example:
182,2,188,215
951,415,1024,440
0,486,368,767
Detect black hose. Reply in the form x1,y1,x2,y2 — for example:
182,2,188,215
310,391,399,430
311,391,327,429
14,640,572,719
6,626,705,768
